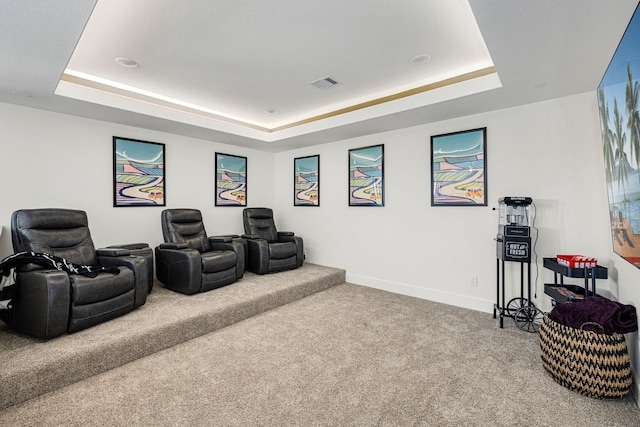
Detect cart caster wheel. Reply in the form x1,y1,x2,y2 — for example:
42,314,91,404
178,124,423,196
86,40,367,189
513,305,544,333
505,297,530,316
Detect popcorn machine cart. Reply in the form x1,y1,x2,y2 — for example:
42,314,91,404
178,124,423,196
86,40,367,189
494,197,543,332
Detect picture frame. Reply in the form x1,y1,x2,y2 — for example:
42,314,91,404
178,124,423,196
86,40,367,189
430,128,487,207
294,155,320,206
113,136,165,207
215,153,247,206
349,144,384,206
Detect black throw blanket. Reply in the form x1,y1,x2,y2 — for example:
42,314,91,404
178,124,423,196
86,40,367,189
548,296,638,335
0,251,120,278
0,251,121,311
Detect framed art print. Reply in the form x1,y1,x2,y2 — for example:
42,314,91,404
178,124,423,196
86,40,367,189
294,155,320,206
113,136,165,207
215,153,247,206
349,144,384,206
430,128,487,206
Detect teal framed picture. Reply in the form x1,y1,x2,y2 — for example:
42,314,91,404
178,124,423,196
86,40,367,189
215,153,247,206
294,155,320,206
349,144,384,206
430,128,487,207
113,136,165,207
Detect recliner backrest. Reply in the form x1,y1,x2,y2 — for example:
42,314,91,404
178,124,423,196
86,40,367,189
11,208,98,266
243,208,278,243
161,209,212,252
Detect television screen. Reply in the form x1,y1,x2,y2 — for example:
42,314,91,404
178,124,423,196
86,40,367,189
598,3,640,268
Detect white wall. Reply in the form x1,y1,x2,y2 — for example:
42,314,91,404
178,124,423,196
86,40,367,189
0,103,274,257
274,92,611,312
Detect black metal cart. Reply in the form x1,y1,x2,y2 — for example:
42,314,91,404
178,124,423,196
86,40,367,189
543,258,608,304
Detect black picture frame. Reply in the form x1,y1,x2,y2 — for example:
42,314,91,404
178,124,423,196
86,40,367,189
294,155,320,206
113,136,165,207
348,144,384,206
430,128,487,207
215,152,247,206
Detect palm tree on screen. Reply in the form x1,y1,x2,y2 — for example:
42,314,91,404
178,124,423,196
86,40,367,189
599,88,615,198
625,64,640,181
613,98,629,203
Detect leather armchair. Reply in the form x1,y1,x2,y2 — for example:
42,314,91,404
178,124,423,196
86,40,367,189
242,207,304,274
155,209,245,295
2,208,150,339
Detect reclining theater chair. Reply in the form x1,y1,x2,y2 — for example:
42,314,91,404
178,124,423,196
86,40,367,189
155,209,245,294
242,207,304,274
4,208,150,339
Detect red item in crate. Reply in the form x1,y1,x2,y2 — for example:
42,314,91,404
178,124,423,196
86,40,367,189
556,254,597,268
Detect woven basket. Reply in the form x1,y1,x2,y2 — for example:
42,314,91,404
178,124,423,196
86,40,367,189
539,314,632,399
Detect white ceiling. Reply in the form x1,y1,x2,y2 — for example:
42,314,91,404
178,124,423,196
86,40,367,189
1,0,638,152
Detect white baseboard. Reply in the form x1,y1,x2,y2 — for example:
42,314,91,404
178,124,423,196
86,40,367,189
345,272,494,314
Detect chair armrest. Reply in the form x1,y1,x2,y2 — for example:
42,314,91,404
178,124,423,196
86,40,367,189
278,231,294,237
96,247,131,257
209,236,233,244
97,254,149,308
241,234,262,240
13,269,70,339
107,243,149,251
154,246,202,295
159,242,189,250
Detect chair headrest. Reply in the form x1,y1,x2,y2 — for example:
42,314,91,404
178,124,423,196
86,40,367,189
11,208,98,266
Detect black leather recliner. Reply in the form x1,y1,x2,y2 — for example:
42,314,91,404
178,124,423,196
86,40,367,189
155,209,245,294
242,207,304,274
3,208,150,340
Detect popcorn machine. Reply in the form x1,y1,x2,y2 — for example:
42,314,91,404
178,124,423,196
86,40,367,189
497,197,532,262
494,197,542,332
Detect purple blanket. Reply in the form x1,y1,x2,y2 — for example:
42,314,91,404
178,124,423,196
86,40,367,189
548,296,637,335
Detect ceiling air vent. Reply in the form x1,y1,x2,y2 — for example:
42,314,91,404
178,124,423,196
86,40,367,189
310,76,341,90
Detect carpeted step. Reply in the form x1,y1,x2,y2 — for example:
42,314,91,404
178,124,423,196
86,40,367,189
0,263,345,410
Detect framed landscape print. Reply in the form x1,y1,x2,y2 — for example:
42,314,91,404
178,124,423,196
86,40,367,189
215,153,247,206
430,128,487,206
349,144,384,206
294,155,320,206
113,136,165,207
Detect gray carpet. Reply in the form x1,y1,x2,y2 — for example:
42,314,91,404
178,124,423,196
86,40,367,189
0,263,345,410
1,281,638,426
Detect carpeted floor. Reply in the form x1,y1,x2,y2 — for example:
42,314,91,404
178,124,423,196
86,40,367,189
0,282,638,426
0,263,345,409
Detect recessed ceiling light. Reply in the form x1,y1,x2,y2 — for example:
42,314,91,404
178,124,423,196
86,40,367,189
411,53,431,65
265,109,277,114
115,57,139,68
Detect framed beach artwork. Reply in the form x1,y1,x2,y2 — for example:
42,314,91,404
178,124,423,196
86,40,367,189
597,4,640,268
430,128,487,207
294,155,320,206
113,136,165,207
349,144,384,206
215,153,247,206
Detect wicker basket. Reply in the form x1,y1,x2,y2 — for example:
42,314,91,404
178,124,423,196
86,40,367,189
539,314,632,399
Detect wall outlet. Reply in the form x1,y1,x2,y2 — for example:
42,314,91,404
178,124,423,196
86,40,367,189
469,274,478,287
